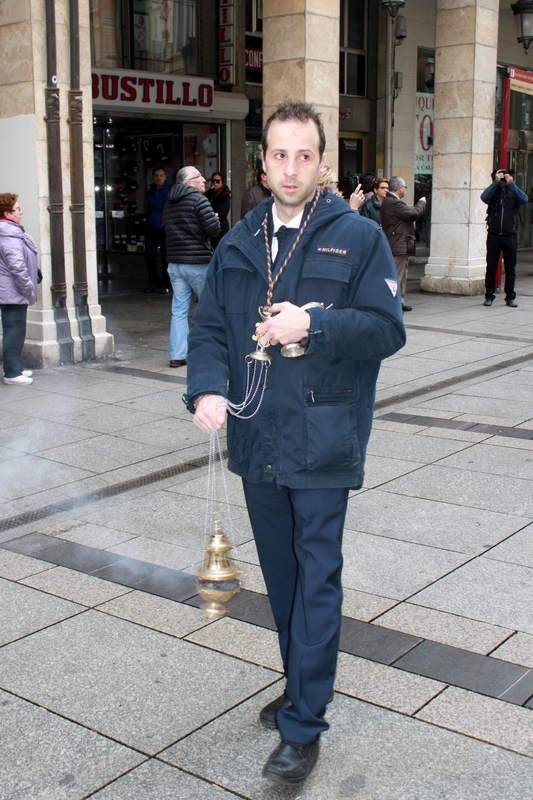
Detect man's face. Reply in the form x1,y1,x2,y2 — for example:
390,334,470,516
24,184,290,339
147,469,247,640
153,170,166,186
396,182,406,198
187,171,206,193
376,182,389,200
262,118,325,221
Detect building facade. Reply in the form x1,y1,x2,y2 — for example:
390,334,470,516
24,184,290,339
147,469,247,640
0,0,531,365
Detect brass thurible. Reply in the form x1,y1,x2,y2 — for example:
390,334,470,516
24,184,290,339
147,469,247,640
197,520,240,618
248,306,273,362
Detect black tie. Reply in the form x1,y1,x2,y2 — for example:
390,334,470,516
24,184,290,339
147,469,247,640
274,225,299,270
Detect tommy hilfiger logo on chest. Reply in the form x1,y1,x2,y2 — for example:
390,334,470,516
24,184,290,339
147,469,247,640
316,246,348,256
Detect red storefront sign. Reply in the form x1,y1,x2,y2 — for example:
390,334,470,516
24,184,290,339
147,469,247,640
92,70,214,111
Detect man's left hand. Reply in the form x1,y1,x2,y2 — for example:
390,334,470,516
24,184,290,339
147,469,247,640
255,302,309,346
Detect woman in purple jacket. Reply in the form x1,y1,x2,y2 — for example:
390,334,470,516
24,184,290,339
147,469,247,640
0,193,39,385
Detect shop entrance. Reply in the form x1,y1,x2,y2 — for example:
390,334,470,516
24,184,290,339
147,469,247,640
93,116,222,294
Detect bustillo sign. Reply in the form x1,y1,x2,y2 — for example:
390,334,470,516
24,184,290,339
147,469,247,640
92,69,214,112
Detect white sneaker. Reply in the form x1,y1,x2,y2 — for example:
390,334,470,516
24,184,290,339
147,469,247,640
22,370,33,377
3,374,33,385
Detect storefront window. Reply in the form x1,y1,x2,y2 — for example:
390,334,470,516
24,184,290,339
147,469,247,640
94,117,220,282
91,0,198,74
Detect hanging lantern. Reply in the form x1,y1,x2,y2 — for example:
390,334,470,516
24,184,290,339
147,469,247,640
197,520,240,619
380,0,406,19
512,0,533,53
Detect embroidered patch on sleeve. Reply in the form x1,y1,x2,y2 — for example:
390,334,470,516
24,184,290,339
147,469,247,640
385,278,398,297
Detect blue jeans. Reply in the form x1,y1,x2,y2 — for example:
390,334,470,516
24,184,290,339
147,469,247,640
167,263,208,360
1,304,28,378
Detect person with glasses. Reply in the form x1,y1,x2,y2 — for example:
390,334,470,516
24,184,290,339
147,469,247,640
360,178,389,226
0,194,40,385
205,172,231,248
163,167,220,368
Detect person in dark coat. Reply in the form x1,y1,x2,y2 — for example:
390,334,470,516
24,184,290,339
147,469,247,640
380,176,426,311
481,167,528,307
163,167,220,368
143,167,170,293
0,193,39,385
205,172,231,248
240,169,271,217
185,101,405,786
360,177,389,226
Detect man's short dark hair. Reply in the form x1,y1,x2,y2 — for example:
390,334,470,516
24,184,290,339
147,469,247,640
262,100,326,157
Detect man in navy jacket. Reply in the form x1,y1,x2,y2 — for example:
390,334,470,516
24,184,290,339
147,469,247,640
185,101,405,786
481,167,528,307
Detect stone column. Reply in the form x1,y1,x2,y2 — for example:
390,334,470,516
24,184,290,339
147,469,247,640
421,0,498,295
262,0,339,171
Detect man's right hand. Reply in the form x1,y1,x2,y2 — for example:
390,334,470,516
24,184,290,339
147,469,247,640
193,394,228,432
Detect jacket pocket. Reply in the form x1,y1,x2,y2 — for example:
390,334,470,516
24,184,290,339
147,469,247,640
303,387,360,470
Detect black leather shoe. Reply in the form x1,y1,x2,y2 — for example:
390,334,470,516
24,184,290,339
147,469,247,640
169,359,187,367
259,693,292,729
263,739,320,785
483,297,494,306
401,304,413,312
505,298,518,307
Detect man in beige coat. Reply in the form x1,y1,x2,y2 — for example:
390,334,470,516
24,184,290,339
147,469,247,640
380,176,426,311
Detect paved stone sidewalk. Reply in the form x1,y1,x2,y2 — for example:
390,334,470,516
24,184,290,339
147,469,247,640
0,261,531,799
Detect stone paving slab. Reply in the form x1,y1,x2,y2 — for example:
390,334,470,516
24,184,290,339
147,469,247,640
374,602,513,655
491,633,533,668
185,617,283,672
51,521,137,549
161,689,532,800
117,416,207,450
0,690,145,800
419,393,533,423
21,565,132,606
53,377,162,404
382,464,533,516
52,403,167,435
416,686,533,757
411,557,533,633
439,442,533,481
366,427,471,462
0,610,277,755
341,530,468,599
335,651,444,714
341,586,397,622
0,578,83,645
359,454,425,489
345,488,525,553
90,760,239,799
40,434,173,473
0,549,54,580
86,489,253,550
0,418,95,454
0,453,93,503
106,535,200,572
484,526,533,568
97,589,209,638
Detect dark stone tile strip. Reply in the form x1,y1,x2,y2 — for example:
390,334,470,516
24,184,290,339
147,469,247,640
377,412,533,440
1,538,531,708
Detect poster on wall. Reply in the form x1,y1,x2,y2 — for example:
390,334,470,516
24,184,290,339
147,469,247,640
415,92,434,175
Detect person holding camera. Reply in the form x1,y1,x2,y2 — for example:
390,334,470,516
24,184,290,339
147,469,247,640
481,168,528,308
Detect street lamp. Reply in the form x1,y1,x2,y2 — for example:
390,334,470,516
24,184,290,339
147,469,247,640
381,0,407,175
511,0,533,53
381,0,406,19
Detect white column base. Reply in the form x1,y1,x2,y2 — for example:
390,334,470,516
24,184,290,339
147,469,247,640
421,256,486,295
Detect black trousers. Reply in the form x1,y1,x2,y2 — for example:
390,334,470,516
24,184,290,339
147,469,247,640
485,232,517,301
242,479,348,744
1,303,28,378
145,228,168,289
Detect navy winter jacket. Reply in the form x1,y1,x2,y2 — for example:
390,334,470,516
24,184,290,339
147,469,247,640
163,183,220,264
481,180,528,236
185,193,406,490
